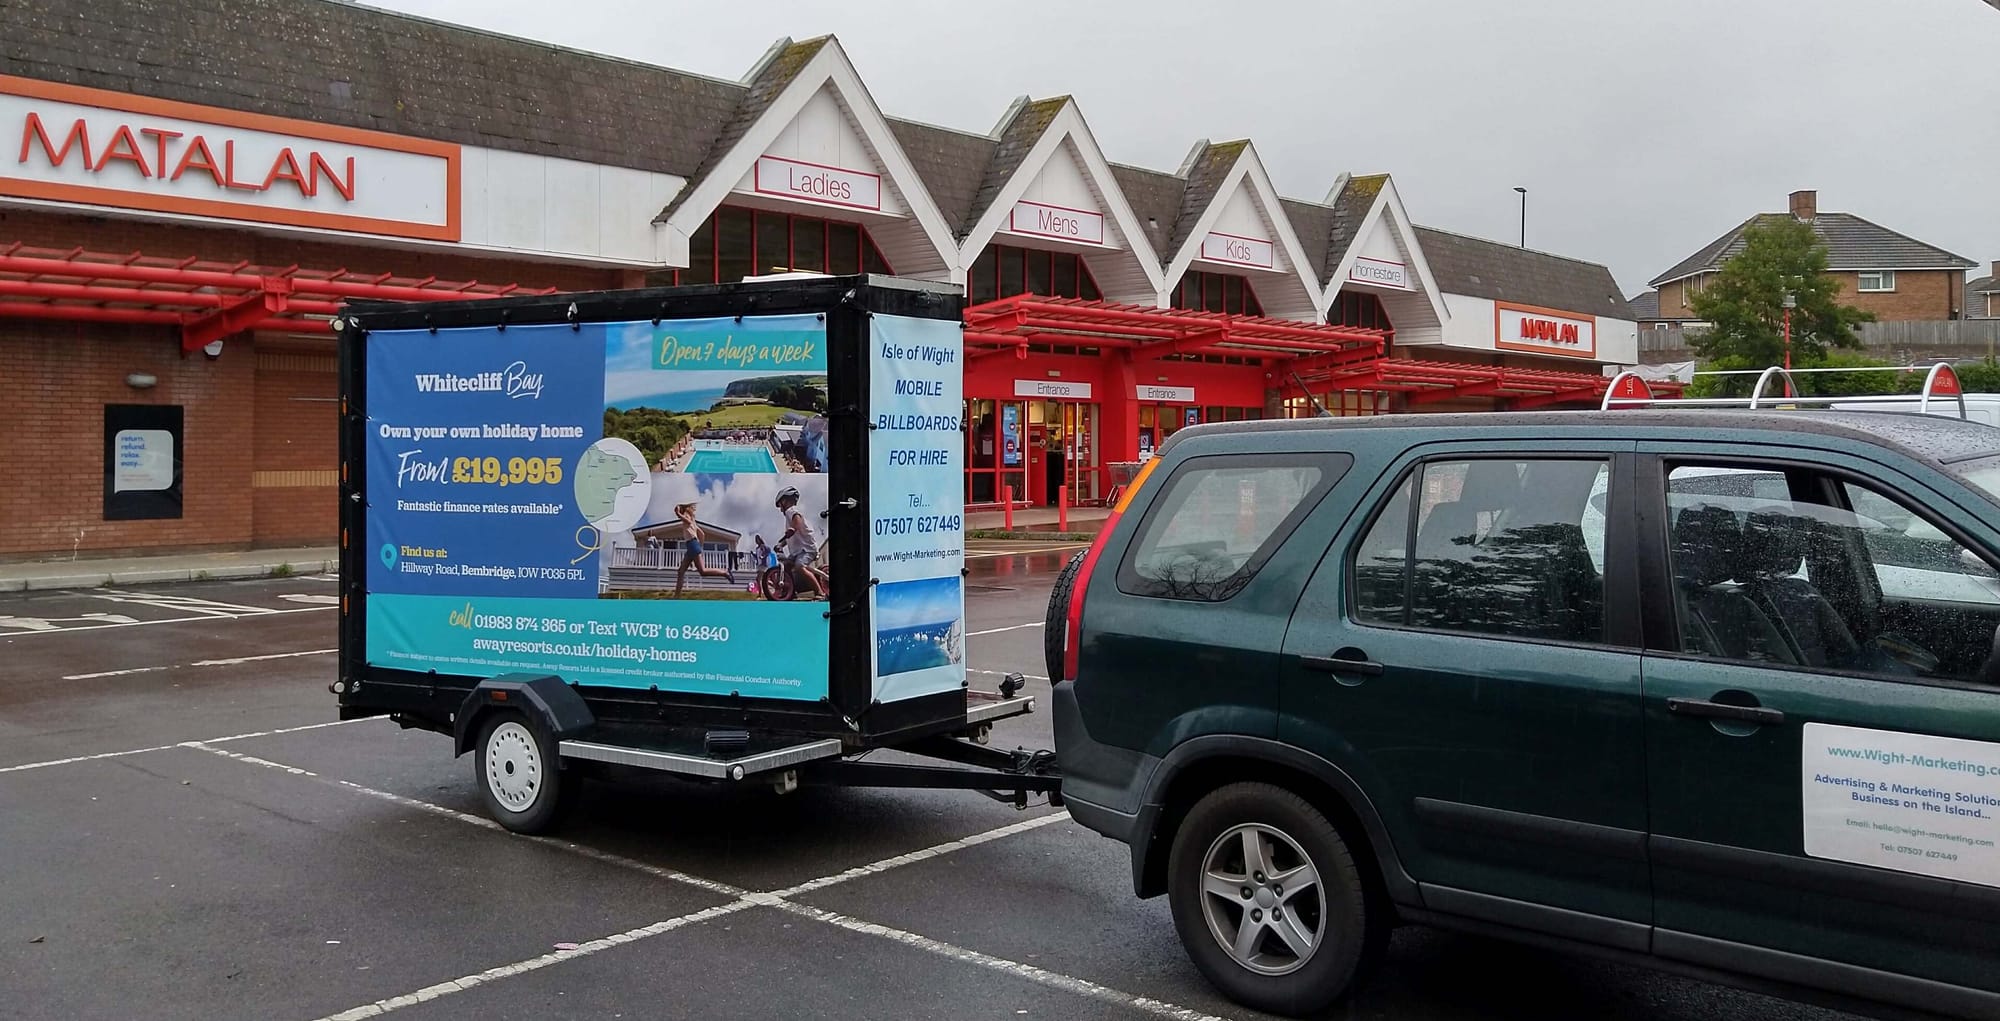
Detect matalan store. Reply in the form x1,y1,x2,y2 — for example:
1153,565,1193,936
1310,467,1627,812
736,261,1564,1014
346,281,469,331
0,0,1645,559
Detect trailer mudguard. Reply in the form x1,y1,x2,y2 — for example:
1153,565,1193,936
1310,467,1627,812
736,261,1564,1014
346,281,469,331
451,673,595,757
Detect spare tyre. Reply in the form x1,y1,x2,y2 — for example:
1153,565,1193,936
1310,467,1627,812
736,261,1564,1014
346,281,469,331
1043,549,1088,683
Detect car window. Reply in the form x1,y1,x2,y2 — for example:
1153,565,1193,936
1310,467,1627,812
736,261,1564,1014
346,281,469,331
1664,465,2000,686
1351,458,1610,644
1120,455,1345,601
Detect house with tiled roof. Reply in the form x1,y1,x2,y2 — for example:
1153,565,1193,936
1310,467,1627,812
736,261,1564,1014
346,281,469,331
1648,190,1975,322
1967,262,2000,320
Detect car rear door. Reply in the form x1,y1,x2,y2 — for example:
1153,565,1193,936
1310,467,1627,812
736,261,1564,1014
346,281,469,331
1281,439,1654,946
1636,441,2000,1016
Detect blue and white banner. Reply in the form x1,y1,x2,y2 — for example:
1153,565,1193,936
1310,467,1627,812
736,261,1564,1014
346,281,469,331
867,314,967,703
364,315,832,701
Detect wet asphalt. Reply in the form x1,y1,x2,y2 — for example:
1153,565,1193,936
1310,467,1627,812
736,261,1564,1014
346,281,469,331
0,547,1862,1021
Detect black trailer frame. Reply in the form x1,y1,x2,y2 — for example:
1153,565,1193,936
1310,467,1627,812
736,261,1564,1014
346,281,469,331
331,276,1058,823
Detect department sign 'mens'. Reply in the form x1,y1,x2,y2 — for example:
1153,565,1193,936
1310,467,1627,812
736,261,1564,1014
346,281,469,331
1,74,461,242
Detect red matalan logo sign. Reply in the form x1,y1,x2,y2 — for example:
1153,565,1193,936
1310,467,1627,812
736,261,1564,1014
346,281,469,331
1008,200,1104,245
752,155,882,212
1495,300,1597,359
0,74,461,242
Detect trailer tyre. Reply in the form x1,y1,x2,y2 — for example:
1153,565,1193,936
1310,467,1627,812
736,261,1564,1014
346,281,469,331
475,710,577,834
1043,550,1087,682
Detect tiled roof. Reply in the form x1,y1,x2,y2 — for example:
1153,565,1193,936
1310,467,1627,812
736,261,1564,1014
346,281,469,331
1166,141,1247,256
961,97,1067,240
1968,275,2000,319
890,118,996,238
1,0,745,178
1415,227,1634,320
660,36,829,218
1650,212,1975,286
1109,163,1185,260
1325,174,1387,281
1627,290,1660,320
1278,198,1335,282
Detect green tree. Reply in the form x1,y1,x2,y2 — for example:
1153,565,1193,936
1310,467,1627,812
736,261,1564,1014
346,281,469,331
1688,217,1874,371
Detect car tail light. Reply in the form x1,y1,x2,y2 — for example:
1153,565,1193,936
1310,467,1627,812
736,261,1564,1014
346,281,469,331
1062,457,1161,682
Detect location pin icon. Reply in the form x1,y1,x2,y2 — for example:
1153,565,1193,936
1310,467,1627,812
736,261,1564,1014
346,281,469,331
380,543,398,569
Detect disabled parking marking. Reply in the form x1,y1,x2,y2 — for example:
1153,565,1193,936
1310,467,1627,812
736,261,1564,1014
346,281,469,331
0,611,141,632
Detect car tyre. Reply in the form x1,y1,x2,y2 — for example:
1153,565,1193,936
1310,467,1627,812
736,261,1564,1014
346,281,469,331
475,710,579,834
1167,782,1380,1016
1043,550,1087,682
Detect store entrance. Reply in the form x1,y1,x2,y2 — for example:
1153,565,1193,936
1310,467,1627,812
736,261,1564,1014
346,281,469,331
1025,400,1100,506
1137,403,1201,459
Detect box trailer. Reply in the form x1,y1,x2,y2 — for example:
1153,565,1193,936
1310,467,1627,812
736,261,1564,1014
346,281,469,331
332,276,1055,832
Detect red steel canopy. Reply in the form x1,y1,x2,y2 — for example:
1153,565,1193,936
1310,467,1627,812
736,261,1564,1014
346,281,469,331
965,295,1674,409
0,243,559,353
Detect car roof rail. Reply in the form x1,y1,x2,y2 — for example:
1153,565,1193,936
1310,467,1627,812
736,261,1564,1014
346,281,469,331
1602,361,1968,420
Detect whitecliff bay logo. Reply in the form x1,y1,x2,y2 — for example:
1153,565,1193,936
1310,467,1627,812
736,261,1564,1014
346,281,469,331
413,360,544,399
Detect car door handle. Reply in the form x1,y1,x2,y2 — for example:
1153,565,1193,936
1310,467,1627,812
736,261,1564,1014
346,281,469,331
1299,654,1384,677
1666,697,1785,726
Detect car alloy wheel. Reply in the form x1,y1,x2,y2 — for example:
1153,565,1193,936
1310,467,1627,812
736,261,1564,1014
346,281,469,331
1198,822,1325,976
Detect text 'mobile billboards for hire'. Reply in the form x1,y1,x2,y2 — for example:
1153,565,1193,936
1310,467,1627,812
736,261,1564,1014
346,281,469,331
358,300,966,709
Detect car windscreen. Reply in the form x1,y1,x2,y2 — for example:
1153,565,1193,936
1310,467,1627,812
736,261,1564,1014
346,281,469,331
1948,453,2000,509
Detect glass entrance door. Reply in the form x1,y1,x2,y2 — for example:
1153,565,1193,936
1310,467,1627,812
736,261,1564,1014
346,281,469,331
1061,402,1100,504
964,398,1029,506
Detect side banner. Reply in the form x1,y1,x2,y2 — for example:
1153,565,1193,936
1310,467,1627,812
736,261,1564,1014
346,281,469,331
1803,722,2000,889
363,315,832,700
868,314,966,703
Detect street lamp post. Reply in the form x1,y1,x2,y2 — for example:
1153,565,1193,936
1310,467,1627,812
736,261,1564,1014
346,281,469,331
1782,291,1797,384
1513,186,1527,247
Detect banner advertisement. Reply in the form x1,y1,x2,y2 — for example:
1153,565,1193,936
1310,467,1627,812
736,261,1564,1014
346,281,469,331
1803,722,2000,888
364,315,832,700
868,314,967,703
1001,404,1021,467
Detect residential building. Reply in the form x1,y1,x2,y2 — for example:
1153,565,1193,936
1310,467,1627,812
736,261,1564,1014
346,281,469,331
1648,190,1975,322
1967,263,2000,320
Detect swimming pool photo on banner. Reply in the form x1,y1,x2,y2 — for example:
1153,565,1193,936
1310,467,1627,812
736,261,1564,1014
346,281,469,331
599,319,830,476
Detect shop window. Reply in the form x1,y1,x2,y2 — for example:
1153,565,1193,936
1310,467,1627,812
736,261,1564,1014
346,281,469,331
685,207,890,283
966,244,1104,303
1171,272,1263,316
1330,290,1391,333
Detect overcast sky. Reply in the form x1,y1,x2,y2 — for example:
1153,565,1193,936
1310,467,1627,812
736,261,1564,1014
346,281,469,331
375,0,2000,294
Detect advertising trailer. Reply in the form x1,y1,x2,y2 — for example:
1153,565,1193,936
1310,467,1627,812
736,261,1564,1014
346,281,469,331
333,276,1056,831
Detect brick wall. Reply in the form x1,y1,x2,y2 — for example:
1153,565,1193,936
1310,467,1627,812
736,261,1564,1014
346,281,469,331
0,320,255,559
1829,270,1961,321
0,209,636,560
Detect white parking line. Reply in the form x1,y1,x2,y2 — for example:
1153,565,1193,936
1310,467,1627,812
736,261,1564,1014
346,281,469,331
775,901,1231,1021
0,604,334,637
59,647,337,681
0,717,365,775
966,544,1087,559
310,901,759,1021
966,621,1043,636
191,743,1225,1021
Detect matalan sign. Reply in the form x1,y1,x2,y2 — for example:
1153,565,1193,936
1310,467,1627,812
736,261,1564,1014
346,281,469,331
1008,200,1104,245
1495,301,1597,359
0,74,460,241
1199,232,1274,269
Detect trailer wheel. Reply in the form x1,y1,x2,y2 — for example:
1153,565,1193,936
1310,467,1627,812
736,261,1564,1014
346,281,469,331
476,710,576,834
1043,550,1087,683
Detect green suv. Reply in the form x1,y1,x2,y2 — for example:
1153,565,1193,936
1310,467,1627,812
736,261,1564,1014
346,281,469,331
1048,411,2000,1019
